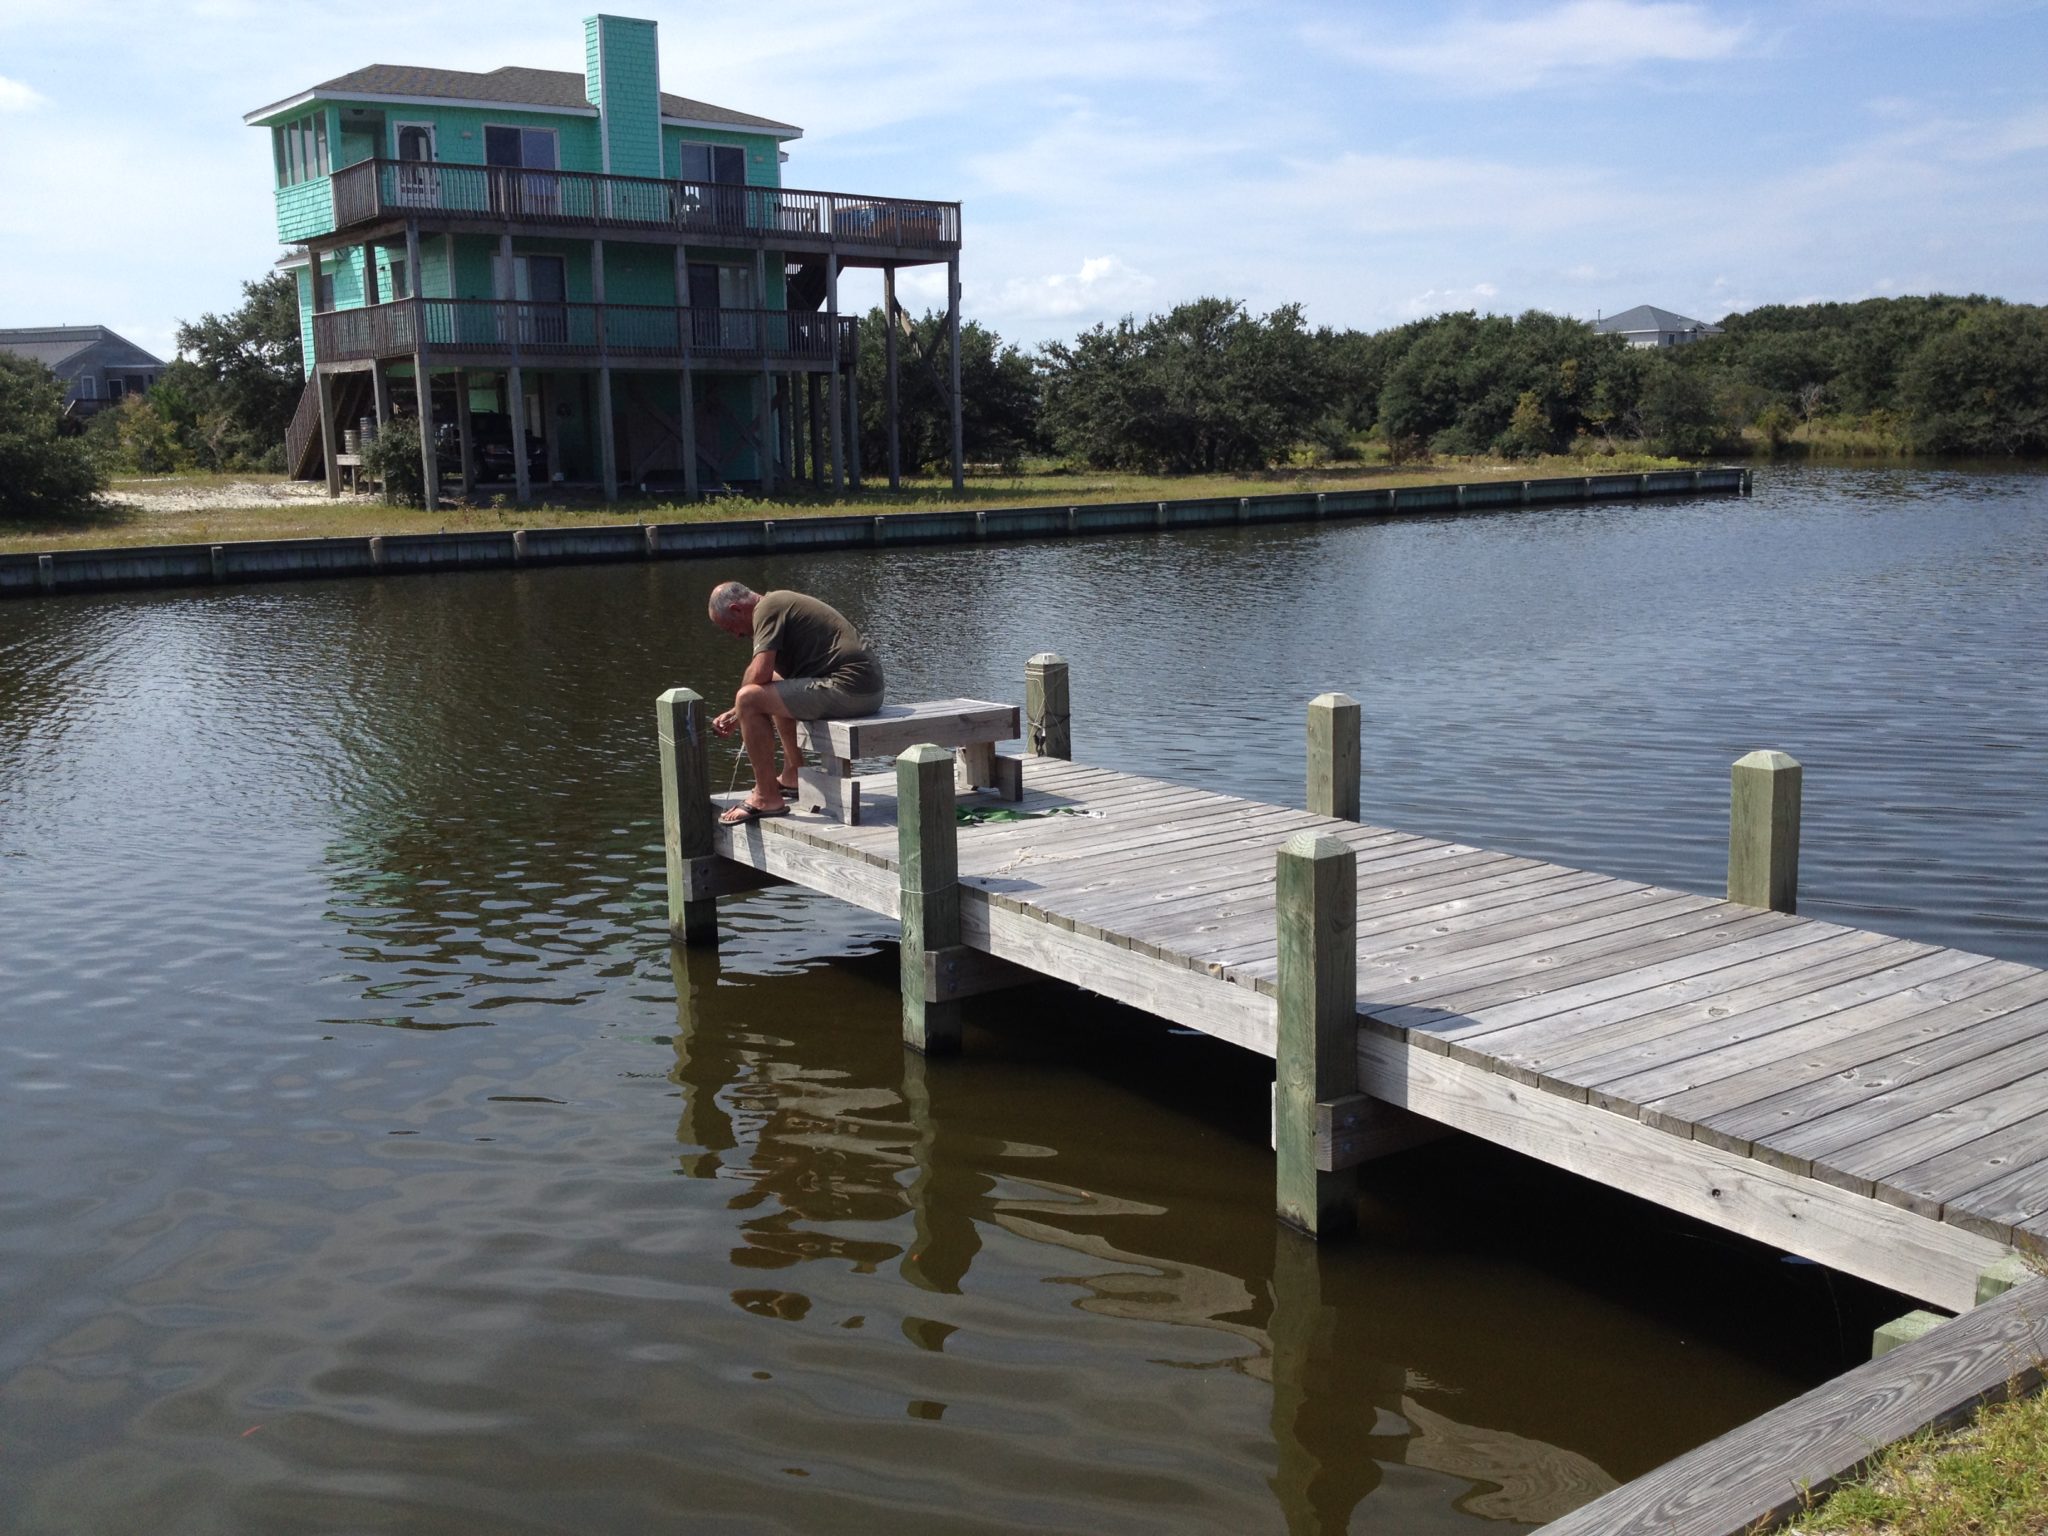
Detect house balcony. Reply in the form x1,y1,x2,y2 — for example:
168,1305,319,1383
310,159,960,264
312,299,855,372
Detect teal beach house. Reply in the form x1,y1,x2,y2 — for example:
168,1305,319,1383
246,14,963,505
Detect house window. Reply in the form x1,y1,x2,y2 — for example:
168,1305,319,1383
275,112,329,187
315,266,336,312
677,141,744,185
388,258,409,301
484,124,560,216
108,379,126,401
77,374,97,400
484,125,558,170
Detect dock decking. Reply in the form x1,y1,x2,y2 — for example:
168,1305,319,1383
702,751,2048,1312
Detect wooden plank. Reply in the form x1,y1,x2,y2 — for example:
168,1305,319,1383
1726,985,2048,1164
923,944,1035,1002
968,897,1276,1056
1046,831,1446,936
1217,873,1658,989
1676,977,2048,1161
1939,1150,2048,1247
1380,916,1835,1043
1476,931,1917,1093
1369,907,1803,1025
1354,1034,2011,1310
803,699,1021,760
1849,1087,2048,1221
1095,846,1509,965
1540,1280,2048,1536
1205,865,1610,975
1588,952,2008,1124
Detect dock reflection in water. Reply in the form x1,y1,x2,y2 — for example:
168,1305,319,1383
660,943,1804,1535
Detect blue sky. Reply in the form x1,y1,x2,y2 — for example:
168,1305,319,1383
2,0,2044,360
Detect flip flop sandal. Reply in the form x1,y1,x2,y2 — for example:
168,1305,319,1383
721,800,791,825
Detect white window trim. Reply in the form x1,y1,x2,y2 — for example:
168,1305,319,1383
392,119,438,161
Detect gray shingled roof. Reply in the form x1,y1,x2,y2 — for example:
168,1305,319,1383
0,326,164,369
1594,304,1721,335
281,64,798,135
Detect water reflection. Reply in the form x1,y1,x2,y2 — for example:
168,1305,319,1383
4,466,2043,1532
655,941,1829,1533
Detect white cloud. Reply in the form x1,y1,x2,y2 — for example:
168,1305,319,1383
1401,281,1502,316
0,75,45,112
1318,1,1750,93
982,256,1157,323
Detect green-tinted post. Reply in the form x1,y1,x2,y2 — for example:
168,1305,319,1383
1275,832,1359,1238
898,744,962,1054
1729,749,1802,912
657,687,717,946
1025,653,1071,760
1307,692,1360,822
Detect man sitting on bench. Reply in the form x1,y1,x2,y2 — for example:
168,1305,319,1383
707,581,886,824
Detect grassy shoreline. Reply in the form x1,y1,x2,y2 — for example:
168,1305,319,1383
3,454,1692,556
1784,1381,2048,1533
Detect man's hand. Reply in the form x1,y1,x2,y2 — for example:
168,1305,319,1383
712,708,739,736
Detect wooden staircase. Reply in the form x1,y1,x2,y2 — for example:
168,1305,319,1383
284,373,372,481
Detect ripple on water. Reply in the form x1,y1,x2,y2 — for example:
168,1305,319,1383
2,467,2045,1533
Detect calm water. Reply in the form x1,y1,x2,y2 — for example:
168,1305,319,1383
2,466,2044,1533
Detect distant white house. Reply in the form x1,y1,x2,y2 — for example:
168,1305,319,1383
1593,305,1723,349
0,326,166,417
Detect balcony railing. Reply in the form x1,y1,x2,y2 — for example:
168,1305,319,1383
315,299,855,367
328,158,959,250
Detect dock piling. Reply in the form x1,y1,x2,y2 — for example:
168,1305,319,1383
898,743,963,1054
657,687,718,947
1274,832,1360,1238
1026,653,1072,760
1306,693,1361,821
1729,749,1802,912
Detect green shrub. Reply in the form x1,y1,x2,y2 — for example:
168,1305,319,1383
359,417,425,506
0,355,105,521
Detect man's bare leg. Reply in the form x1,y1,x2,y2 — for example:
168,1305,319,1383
774,716,805,790
730,682,798,812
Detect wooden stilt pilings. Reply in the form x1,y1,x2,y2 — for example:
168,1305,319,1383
316,370,340,498
1025,653,1071,760
1306,691,1360,821
657,687,717,947
1274,832,1359,1239
1729,749,1801,912
897,744,962,1055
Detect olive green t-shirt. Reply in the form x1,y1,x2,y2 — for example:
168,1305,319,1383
752,590,881,689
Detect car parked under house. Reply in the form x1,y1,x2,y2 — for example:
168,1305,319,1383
248,13,963,506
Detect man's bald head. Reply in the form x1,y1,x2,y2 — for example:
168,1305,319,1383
708,581,759,637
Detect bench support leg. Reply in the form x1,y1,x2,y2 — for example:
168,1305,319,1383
898,745,962,1055
796,757,860,825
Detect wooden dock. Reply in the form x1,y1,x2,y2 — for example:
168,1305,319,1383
657,663,2048,1534
658,674,2048,1315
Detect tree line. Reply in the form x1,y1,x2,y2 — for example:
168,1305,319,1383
906,292,2048,472
6,284,2043,522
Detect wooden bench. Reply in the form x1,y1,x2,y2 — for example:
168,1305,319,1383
792,697,1022,825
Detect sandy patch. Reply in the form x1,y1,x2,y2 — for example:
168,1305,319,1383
109,479,373,515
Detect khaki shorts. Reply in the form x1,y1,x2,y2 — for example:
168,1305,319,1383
773,675,884,721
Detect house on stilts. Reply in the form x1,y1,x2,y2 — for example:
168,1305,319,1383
247,13,962,505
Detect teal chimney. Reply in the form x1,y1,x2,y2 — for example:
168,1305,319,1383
584,14,663,179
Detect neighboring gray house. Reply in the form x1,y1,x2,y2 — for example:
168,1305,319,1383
1593,305,1723,348
0,326,166,417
